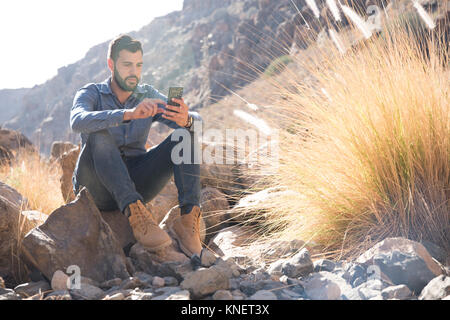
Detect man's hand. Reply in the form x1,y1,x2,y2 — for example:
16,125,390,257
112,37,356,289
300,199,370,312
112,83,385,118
123,98,166,121
162,98,190,127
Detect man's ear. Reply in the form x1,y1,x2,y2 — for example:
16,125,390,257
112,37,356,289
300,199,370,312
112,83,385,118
107,58,114,73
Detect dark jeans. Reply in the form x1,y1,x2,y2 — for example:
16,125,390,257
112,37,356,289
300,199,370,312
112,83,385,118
72,129,200,213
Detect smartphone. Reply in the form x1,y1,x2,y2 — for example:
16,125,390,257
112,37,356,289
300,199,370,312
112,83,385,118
167,87,183,107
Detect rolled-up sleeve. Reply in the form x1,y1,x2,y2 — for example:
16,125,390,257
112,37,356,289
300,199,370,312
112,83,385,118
70,84,127,134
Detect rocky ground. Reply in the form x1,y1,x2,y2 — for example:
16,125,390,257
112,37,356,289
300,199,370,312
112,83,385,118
0,133,449,301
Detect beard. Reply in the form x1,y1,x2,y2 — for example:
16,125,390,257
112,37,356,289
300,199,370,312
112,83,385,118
112,65,139,92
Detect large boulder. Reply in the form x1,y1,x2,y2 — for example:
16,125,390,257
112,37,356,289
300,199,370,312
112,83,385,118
0,129,35,155
356,238,444,294
21,187,130,284
0,181,28,209
100,210,136,250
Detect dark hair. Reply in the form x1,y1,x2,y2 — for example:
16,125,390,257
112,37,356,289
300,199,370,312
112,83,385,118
108,34,143,62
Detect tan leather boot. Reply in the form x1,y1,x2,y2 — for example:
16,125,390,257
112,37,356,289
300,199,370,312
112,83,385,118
126,200,172,252
169,206,203,257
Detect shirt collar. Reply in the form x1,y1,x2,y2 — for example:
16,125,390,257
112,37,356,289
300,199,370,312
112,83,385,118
99,77,146,95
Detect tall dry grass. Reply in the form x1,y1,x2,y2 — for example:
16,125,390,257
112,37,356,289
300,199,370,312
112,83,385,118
243,10,450,260
0,149,64,215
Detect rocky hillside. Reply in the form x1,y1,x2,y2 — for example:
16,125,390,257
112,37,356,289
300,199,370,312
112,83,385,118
1,0,388,155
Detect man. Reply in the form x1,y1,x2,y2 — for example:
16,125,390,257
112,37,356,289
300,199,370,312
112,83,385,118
70,34,203,257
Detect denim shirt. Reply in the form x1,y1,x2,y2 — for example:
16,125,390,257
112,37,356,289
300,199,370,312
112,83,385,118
70,77,202,157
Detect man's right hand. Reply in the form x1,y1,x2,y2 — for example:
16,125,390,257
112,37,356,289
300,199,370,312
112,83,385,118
123,98,166,121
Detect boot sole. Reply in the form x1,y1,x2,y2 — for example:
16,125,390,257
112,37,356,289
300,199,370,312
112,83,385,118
168,226,195,258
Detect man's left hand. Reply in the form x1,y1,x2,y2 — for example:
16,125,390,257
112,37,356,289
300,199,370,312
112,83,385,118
162,98,190,127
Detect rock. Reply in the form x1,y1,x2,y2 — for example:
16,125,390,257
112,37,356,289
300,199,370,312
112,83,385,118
51,270,69,291
129,242,190,279
0,145,13,165
50,141,77,160
213,289,233,300
14,280,51,298
165,290,190,300
103,292,125,300
163,276,179,287
0,276,4,288
381,285,412,300
58,145,79,203
100,209,136,251
120,277,145,290
356,238,444,294
302,272,351,300
100,278,123,290
421,240,448,265
239,280,286,297
314,259,336,273
0,180,28,208
0,128,35,155
45,290,71,300
419,275,450,300
181,266,230,298
145,178,179,224
200,248,218,267
0,288,21,300
231,289,247,300
134,272,153,287
151,286,182,300
280,248,314,278
0,192,34,280
70,283,106,300
152,276,165,288
21,187,130,284
20,211,47,228
160,205,206,243
207,225,258,264
249,290,278,300
200,187,230,239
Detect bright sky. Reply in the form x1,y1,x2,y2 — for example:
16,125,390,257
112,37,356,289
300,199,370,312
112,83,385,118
0,0,184,89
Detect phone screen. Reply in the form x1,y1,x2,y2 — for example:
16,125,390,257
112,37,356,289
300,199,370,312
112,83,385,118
167,87,183,107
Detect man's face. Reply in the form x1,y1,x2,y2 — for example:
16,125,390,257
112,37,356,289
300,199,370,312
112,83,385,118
110,49,143,92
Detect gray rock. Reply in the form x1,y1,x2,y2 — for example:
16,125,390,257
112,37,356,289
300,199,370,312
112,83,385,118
51,270,69,291
419,275,450,300
381,285,412,300
45,290,71,300
302,272,350,300
239,280,285,297
103,292,126,300
231,289,247,300
152,287,183,300
21,188,130,284
134,272,153,286
281,248,314,278
213,290,233,300
14,281,51,298
276,289,304,300
120,277,145,290
100,278,123,289
163,276,179,287
249,290,278,300
200,248,218,267
70,283,106,300
165,290,191,300
181,266,230,298
356,238,443,294
313,259,336,272
0,288,21,300
358,287,381,300
152,276,165,288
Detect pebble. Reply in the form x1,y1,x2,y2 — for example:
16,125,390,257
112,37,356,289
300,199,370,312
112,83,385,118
249,290,278,300
213,290,233,300
152,276,165,288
